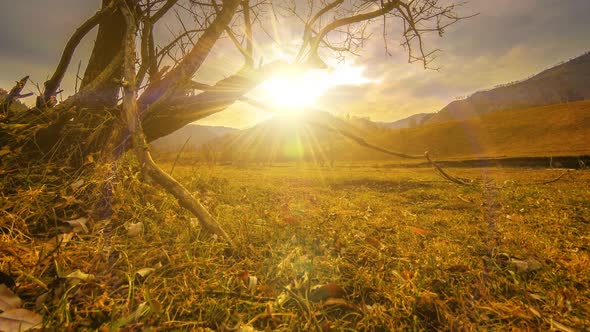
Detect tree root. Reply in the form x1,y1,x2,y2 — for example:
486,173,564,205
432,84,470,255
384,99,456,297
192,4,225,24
119,3,232,246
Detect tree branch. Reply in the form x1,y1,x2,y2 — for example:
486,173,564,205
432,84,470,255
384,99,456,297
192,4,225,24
150,0,178,23
142,60,286,142
242,0,254,67
2,76,30,114
308,1,399,58
39,0,117,107
295,0,344,62
138,0,241,111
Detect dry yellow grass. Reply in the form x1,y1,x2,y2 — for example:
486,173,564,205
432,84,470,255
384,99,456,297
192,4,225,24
378,100,590,159
1,160,589,330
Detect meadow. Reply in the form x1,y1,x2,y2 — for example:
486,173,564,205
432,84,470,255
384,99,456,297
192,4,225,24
2,161,589,330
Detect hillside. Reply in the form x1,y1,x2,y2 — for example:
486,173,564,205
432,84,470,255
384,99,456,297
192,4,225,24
373,100,590,159
423,52,590,124
379,113,431,129
199,111,382,163
150,123,238,152
202,101,590,163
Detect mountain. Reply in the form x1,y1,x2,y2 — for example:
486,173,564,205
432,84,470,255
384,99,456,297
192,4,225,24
423,52,590,124
370,100,590,159
201,100,590,163
200,111,382,163
150,123,238,152
379,113,431,129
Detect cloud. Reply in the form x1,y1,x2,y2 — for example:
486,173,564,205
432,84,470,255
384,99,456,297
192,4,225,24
316,0,590,123
1,0,589,127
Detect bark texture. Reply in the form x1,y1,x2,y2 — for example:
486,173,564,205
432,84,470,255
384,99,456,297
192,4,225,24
80,0,127,107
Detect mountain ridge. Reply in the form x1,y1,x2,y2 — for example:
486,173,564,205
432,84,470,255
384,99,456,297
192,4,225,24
150,123,238,152
197,100,590,163
425,51,590,124
381,52,590,128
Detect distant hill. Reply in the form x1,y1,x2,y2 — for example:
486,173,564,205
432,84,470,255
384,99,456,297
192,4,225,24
423,52,590,124
150,123,238,152
201,101,590,163
372,100,590,159
199,111,380,163
379,113,431,129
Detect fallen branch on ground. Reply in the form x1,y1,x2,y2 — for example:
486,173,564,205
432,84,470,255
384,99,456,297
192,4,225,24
425,151,474,186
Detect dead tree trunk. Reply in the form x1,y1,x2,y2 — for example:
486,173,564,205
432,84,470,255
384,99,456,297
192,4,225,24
79,0,128,107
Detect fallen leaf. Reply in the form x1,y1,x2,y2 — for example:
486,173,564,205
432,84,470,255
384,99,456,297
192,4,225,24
511,258,542,274
317,297,358,311
0,148,10,157
365,237,385,250
401,210,417,219
457,194,472,203
65,270,94,281
283,216,297,224
136,268,155,279
309,284,346,302
112,302,150,327
0,284,22,311
410,226,432,236
70,179,85,191
0,308,42,331
417,291,440,305
237,325,260,332
39,233,74,253
446,264,470,273
237,271,257,293
56,232,74,245
64,217,88,233
84,154,94,165
275,291,291,306
126,222,143,237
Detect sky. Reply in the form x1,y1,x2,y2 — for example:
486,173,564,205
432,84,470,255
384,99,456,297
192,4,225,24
1,0,589,129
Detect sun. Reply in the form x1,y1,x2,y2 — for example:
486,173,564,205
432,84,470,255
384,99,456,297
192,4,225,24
259,64,372,113
261,71,321,111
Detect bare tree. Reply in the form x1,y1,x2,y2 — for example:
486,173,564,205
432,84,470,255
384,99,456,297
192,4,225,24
1,0,466,242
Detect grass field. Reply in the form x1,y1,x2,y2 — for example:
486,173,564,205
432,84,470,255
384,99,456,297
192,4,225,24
2,162,589,330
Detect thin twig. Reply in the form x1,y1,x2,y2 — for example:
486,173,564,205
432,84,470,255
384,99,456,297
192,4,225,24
536,170,570,185
169,135,191,176
75,60,82,93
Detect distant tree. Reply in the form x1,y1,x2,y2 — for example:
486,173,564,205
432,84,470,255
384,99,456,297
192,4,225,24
1,0,466,241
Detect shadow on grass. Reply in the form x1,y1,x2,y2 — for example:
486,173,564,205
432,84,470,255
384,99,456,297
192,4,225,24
330,179,435,193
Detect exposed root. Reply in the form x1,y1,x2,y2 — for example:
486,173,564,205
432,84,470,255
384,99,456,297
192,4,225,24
119,4,232,245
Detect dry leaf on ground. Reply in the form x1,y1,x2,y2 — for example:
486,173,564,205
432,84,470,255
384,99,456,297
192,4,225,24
309,284,346,302
65,270,95,281
126,222,144,237
64,217,89,233
0,284,22,311
0,308,43,331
